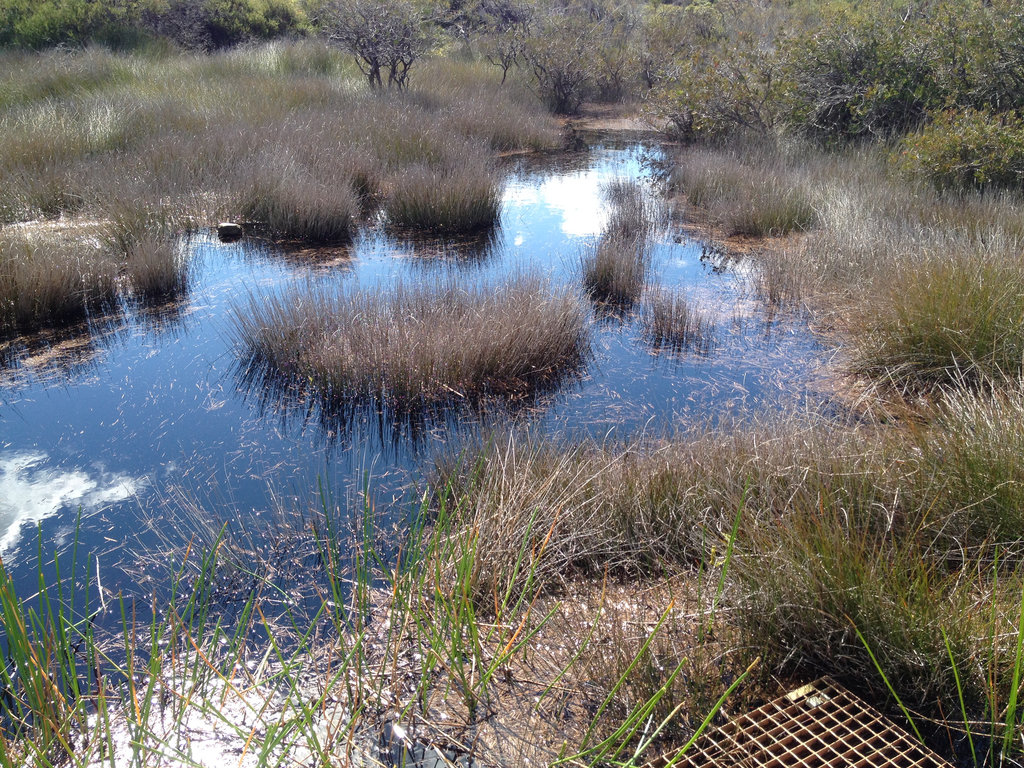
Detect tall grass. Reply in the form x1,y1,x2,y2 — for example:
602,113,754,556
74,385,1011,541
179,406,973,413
230,274,590,407
672,146,817,237
0,231,119,333
581,180,659,308
0,44,561,334
384,155,501,233
432,397,1024,763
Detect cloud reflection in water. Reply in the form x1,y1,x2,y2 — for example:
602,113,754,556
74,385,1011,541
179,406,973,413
0,452,143,557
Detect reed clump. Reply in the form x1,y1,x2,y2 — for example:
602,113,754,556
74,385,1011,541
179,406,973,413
672,147,817,237
581,180,658,308
240,164,359,243
383,155,502,233
641,289,716,355
0,231,119,333
230,274,589,406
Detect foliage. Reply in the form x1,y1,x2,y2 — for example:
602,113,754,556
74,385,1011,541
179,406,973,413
897,108,1024,191
522,5,598,114
141,0,308,50
0,0,307,49
322,0,427,88
781,12,941,141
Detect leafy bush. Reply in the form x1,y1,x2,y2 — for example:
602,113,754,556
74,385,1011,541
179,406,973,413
141,0,308,51
782,14,941,141
897,108,1024,191
0,0,140,48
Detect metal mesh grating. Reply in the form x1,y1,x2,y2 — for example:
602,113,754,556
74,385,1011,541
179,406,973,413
666,677,953,768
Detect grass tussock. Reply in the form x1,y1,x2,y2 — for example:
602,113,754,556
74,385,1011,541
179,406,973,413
230,274,590,406
641,289,716,355
125,234,190,300
581,180,659,308
677,144,1024,394
384,155,501,233
852,258,1024,390
672,147,818,237
433,393,1024,761
0,231,119,333
240,165,359,243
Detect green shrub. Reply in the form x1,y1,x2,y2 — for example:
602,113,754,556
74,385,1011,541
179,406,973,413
782,14,941,141
897,108,1024,191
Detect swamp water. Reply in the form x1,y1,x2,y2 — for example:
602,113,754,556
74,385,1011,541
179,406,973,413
0,139,829,601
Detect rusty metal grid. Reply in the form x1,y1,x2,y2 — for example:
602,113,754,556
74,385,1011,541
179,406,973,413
667,677,952,768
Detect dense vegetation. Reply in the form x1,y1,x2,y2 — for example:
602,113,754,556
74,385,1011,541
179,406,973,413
4,0,1024,766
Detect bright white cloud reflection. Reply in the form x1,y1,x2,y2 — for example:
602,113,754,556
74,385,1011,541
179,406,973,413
0,452,143,556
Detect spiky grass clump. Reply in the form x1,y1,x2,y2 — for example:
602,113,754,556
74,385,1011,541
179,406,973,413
0,232,118,333
581,236,650,308
672,147,817,237
384,159,501,233
125,234,190,300
641,289,716,354
580,180,659,307
231,274,589,405
240,167,359,243
852,258,1024,390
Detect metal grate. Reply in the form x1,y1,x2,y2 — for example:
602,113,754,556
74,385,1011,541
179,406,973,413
667,677,953,768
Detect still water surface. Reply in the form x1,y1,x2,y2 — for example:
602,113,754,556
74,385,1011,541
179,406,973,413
0,140,827,597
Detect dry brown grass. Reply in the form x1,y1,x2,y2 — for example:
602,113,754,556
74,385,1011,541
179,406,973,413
230,274,590,407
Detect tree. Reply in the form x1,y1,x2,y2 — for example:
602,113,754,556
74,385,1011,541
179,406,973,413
322,0,427,90
478,0,533,84
523,7,598,114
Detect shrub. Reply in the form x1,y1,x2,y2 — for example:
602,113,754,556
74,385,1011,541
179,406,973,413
523,8,597,114
321,0,427,89
897,108,1024,191
141,0,307,51
782,13,941,141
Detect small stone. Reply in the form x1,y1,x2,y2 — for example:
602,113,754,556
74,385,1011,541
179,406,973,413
217,222,244,241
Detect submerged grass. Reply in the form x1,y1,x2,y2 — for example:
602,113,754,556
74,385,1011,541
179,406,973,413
230,274,590,407
641,289,716,355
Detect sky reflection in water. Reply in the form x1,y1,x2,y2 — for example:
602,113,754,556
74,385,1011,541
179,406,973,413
0,139,829,595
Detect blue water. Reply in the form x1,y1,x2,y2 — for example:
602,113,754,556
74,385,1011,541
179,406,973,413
0,140,828,598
